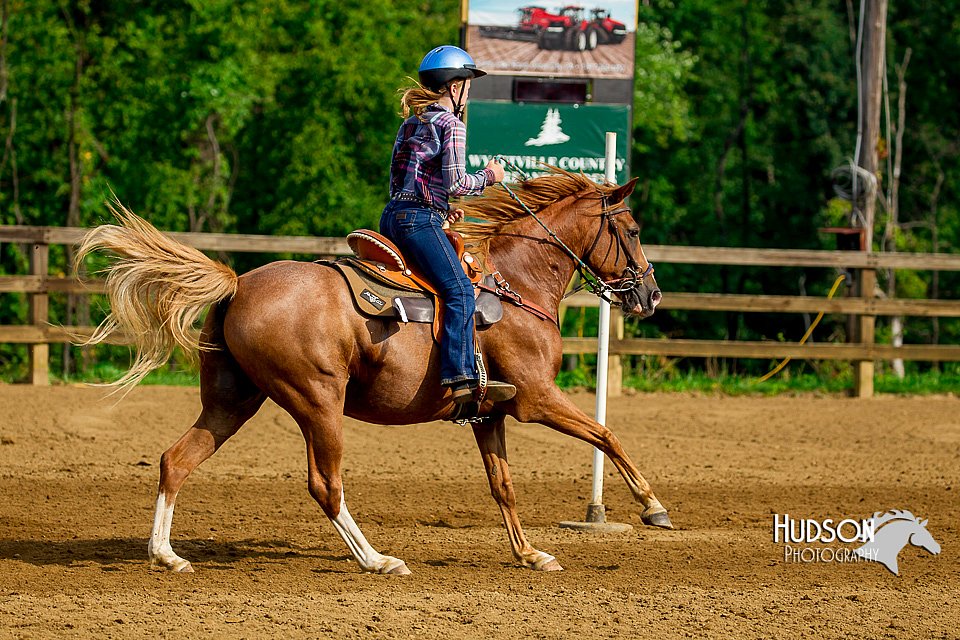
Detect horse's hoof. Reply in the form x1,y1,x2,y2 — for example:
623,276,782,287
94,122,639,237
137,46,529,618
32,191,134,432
151,557,194,572
642,509,674,530
385,563,411,575
530,553,562,572
538,559,564,572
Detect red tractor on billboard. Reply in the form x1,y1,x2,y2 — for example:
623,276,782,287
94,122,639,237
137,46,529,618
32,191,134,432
526,5,593,51
589,8,628,44
479,5,626,52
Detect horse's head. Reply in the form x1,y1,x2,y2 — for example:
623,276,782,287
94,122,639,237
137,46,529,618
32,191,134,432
457,167,662,318
908,519,941,556
862,510,942,574
580,177,661,318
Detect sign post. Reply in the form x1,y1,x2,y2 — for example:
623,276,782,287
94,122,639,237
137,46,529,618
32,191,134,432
461,0,637,534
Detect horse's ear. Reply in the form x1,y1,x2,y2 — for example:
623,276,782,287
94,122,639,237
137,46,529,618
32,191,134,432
921,519,928,527
608,177,639,205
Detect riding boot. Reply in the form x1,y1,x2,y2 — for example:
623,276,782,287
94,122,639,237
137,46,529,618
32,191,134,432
451,380,517,405
484,380,517,403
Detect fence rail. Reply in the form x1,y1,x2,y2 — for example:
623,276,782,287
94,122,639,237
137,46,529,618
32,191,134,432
2,225,959,393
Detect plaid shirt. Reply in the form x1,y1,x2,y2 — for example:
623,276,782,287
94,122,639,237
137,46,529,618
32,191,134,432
389,104,495,212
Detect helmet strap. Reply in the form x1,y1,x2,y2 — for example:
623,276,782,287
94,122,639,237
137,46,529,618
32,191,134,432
447,81,466,120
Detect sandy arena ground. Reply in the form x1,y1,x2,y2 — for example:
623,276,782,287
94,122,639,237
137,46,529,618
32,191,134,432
0,385,956,638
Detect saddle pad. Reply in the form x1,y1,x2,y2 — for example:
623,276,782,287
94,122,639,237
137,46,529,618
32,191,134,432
332,260,415,317
325,260,502,326
393,293,502,325
341,256,426,293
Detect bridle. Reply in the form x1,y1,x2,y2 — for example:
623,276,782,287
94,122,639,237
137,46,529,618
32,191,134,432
580,196,655,302
492,158,654,306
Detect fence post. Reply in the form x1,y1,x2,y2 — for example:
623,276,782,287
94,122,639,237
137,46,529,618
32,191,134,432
853,267,876,397
28,237,50,385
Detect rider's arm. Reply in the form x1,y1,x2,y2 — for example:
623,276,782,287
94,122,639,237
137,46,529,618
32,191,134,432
438,114,495,196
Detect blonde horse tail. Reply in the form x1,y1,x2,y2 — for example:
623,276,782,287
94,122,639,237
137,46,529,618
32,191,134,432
75,198,238,392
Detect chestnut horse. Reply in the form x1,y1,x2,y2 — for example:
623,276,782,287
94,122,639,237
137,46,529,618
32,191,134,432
77,168,670,575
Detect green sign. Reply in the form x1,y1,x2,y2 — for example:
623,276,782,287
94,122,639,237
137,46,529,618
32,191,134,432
465,101,631,184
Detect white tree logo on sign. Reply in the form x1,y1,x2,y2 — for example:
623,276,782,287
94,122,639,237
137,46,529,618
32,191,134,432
525,108,570,147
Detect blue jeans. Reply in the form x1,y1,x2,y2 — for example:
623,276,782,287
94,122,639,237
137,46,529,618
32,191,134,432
380,200,477,386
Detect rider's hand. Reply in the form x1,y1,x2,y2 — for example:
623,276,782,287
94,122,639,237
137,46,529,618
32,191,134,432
446,208,465,225
485,159,506,184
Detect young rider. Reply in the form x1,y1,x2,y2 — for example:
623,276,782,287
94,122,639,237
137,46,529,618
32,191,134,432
380,45,515,406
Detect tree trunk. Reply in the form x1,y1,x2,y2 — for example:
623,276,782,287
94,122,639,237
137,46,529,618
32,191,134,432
0,0,22,226
885,48,911,380
930,170,943,367
62,7,90,377
852,0,887,397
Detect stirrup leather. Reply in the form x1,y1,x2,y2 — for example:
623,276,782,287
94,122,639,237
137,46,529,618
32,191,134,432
450,343,486,424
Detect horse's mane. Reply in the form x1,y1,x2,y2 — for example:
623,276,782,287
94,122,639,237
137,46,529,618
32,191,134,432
871,509,919,530
455,166,619,256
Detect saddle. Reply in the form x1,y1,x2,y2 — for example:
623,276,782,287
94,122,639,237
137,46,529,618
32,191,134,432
324,229,502,342
346,228,483,291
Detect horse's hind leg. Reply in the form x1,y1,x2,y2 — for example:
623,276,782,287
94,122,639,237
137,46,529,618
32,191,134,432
148,341,266,572
283,383,410,575
473,417,562,571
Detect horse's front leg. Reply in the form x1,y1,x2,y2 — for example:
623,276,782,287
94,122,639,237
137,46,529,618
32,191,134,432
472,416,563,571
514,386,673,529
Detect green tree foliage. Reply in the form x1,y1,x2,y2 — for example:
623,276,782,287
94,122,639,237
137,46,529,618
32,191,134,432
631,0,959,367
0,0,958,379
1,0,459,234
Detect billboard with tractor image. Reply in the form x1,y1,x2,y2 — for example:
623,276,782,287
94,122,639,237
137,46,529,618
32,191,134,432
465,0,637,79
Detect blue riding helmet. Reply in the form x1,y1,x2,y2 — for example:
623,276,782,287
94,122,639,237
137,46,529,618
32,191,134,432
418,45,487,91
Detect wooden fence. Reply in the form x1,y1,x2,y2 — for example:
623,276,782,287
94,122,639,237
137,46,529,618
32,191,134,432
2,225,960,396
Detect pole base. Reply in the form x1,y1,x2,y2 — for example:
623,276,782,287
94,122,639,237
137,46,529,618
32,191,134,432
558,503,633,533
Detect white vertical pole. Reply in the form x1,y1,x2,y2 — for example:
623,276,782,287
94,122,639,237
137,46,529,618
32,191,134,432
591,300,610,509
587,132,617,518
559,132,632,533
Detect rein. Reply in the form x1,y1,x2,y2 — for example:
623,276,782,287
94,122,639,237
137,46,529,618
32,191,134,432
493,157,654,306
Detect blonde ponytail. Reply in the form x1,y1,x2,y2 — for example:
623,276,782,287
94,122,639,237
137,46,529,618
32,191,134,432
398,79,447,120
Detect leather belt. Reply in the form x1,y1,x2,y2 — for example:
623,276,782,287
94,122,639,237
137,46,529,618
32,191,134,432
391,192,447,215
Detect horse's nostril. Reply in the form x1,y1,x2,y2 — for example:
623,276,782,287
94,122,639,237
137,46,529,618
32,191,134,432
650,289,662,307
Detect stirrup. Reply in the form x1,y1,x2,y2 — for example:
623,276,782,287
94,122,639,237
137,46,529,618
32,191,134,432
451,384,474,405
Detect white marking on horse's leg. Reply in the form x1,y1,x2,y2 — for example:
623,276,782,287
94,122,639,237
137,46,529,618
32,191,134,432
529,551,561,571
329,491,410,575
147,492,193,572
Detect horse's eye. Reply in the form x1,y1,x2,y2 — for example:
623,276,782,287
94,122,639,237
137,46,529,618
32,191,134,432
627,228,640,238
